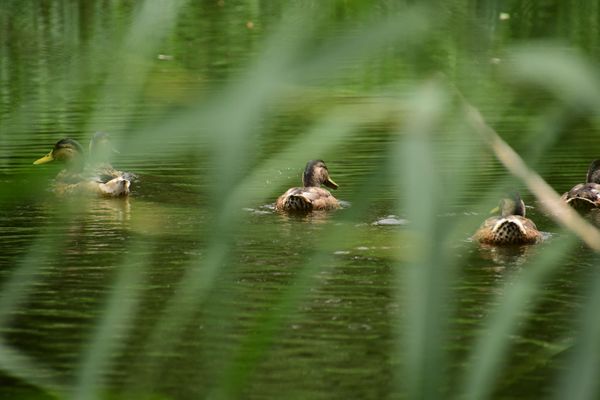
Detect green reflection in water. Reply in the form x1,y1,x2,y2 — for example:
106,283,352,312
2,1,600,399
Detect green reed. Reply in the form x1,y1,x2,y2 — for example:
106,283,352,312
3,0,600,399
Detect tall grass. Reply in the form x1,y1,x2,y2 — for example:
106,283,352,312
2,0,600,399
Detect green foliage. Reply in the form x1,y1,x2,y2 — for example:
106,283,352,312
2,0,600,399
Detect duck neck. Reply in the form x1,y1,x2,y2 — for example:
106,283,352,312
587,162,600,183
65,156,85,173
302,170,320,187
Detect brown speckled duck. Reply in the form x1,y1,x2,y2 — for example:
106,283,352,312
561,159,600,211
33,136,131,197
275,160,340,212
473,193,542,245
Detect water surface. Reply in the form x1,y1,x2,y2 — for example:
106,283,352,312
2,2,600,399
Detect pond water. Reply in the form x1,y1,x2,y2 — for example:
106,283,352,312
2,1,600,399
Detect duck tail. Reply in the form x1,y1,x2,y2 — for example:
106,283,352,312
284,195,313,212
98,177,131,197
565,196,597,212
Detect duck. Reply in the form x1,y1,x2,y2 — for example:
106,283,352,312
561,159,600,211
275,160,340,212
33,135,131,197
87,132,135,182
473,192,542,245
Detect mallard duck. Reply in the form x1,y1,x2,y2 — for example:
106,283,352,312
33,136,131,197
473,193,542,245
561,159,600,211
87,132,135,181
275,160,340,212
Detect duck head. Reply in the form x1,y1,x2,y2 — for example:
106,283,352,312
497,192,526,217
89,131,118,164
586,159,600,184
33,138,85,171
302,160,338,189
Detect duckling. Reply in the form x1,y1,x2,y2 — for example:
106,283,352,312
275,160,340,212
561,159,600,211
473,193,542,245
33,137,130,197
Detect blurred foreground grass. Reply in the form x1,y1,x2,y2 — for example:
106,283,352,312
3,1,600,399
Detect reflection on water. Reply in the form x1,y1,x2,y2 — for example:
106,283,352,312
87,197,131,223
474,231,554,267
274,209,336,224
3,1,600,399
476,242,539,268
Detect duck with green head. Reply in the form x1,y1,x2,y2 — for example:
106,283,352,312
561,159,600,211
473,192,542,245
34,135,131,197
275,160,340,212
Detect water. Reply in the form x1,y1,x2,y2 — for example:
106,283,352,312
2,1,600,399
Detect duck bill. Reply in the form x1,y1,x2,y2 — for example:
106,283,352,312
324,177,339,189
489,206,500,214
33,151,54,165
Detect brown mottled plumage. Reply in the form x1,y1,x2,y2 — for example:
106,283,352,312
33,136,131,197
275,160,340,212
561,159,600,211
473,193,542,245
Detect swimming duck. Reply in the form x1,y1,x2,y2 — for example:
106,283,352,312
473,193,542,245
87,132,134,181
275,160,340,212
33,136,130,197
561,159,600,211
